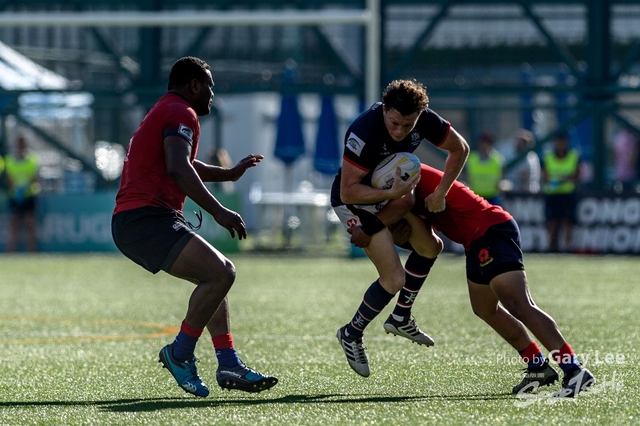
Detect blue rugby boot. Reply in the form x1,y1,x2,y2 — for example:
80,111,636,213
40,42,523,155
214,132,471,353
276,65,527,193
158,344,209,397
216,363,278,393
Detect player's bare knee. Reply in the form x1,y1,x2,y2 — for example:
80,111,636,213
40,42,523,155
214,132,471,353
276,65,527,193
218,260,236,288
411,234,443,258
380,271,405,294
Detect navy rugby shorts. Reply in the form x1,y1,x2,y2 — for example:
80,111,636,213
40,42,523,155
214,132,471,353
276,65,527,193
111,206,196,274
465,218,525,285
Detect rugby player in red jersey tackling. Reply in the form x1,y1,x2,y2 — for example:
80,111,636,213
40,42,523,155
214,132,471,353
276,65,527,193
112,56,276,397
349,163,595,398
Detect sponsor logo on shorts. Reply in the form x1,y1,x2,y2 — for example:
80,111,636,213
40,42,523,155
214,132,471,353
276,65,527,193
347,218,359,228
478,247,493,267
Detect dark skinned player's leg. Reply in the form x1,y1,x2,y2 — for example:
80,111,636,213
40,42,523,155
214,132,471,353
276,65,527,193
489,270,592,397
160,234,277,394
467,280,533,351
158,234,233,397
206,297,243,369
168,234,235,330
207,297,230,336
489,271,566,351
467,278,560,394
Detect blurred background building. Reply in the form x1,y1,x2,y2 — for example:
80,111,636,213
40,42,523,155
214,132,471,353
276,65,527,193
1,0,639,253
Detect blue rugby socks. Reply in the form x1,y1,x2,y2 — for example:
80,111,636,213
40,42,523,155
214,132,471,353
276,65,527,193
171,320,203,362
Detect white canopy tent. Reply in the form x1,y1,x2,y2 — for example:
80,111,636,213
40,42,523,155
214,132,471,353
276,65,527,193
0,39,69,91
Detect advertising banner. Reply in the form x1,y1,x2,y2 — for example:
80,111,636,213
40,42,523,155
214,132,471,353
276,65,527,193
0,191,241,253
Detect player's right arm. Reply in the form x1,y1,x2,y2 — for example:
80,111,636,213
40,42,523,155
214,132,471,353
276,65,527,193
340,161,419,205
426,127,469,213
164,135,247,239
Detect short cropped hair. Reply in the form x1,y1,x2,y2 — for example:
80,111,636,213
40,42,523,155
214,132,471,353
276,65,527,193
167,56,211,90
382,79,429,115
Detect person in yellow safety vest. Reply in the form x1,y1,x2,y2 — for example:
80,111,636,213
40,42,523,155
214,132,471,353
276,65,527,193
541,132,580,253
465,132,505,206
4,135,40,252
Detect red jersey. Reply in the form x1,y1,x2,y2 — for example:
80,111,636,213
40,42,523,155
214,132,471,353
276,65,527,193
413,164,512,250
114,93,200,214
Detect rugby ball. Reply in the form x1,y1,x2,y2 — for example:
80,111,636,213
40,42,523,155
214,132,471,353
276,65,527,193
371,152,421,189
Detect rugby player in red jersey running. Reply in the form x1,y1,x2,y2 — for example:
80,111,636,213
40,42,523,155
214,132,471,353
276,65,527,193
112,56,277,397
349,163,595,398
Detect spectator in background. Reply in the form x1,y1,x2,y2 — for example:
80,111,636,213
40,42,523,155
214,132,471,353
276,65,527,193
5,135,40,252
612,127,638,188
465,132,505,205
541,132,580,253
504,129,541,194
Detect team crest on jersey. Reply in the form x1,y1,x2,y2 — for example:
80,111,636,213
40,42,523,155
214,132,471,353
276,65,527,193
411,131,420,142
178,124,194,140
346,132,365,157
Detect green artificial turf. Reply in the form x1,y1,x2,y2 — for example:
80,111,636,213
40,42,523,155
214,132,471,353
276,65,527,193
0,253,637,425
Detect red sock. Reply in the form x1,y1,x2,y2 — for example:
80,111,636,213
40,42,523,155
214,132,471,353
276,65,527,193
518,341,545,368
181,320,204,338
211,333,234,349
211,333,241,367
553,342,580,373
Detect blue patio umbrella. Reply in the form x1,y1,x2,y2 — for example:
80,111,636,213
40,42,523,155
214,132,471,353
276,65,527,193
520,66,534,131
313,95,341,176
274,94,305,167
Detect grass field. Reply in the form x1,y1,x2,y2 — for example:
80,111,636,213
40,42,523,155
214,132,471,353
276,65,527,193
0,252,638,425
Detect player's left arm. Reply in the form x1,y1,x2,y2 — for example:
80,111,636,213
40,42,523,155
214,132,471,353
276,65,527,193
193,154,264,182
426,127,469,213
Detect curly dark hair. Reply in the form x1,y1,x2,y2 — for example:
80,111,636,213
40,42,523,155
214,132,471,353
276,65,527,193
167,56,211,90
382,79,429,115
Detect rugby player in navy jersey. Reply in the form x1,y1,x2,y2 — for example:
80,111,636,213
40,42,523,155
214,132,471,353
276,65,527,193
331,79,470,377
112,57,277,397
350,163,595,398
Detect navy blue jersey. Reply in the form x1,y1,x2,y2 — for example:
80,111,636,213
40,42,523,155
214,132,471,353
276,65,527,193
330,102,451,206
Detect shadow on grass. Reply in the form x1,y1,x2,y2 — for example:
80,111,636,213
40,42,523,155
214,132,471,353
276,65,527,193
0,392,513,413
